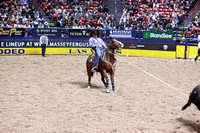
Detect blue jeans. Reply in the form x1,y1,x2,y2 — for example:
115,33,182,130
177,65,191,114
41,44,46,56
92,47,103,68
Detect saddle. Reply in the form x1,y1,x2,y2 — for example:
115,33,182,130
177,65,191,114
88,50,117,72
88,50,106,63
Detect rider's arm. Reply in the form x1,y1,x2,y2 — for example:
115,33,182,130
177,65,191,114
102,43,107,49
99,38,107,48
89,38,94,48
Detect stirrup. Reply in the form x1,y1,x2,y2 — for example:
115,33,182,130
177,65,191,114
91,66,97,72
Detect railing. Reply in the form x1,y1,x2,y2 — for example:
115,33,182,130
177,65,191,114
187,0,200,25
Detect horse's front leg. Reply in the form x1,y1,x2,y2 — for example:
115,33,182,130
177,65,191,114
101,74,106,87
110,73,117,92
102,70,110,93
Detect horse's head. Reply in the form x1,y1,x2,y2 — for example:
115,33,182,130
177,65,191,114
108,36,124,50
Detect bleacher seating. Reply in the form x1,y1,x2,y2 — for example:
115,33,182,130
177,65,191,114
0,0,199,35
37,0,111,28
120,0,196,31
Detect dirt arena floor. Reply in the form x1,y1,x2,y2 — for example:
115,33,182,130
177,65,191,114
0,55,200,133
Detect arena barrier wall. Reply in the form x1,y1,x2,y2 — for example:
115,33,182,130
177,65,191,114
0,37,177,59
176,41,199,60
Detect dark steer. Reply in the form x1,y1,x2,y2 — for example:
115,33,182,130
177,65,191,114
182,85,200,111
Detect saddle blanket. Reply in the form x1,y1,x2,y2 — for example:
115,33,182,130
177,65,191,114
88,50,105,62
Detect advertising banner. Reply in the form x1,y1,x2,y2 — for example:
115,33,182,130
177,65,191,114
0,28,25,37
143,31,173,40
122,41,176,51
0,39,176,51
32,28,62,37
0,38,177,58
68,29,100,37
110,30,132,38
0,47,174,59
0,41,90,48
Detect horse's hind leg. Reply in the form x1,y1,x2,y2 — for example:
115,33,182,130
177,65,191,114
88,75,91,88
105,75,109,93
101,74,106,87
87,70,93,88
110,73,117,92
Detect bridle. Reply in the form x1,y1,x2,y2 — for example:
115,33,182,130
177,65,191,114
108,39,122,50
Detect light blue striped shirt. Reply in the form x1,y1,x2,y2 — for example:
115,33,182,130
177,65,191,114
40,35,48,45
89,37,105,48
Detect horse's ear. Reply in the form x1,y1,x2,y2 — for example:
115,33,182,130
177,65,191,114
110,36,113,41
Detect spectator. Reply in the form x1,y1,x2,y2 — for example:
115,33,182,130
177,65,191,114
143,22,149,31
44,21,49,28
153,1,159,9
141,0,147,5
191,18,198,27
137,21,143,30
132,24,137,30
110,23,116,30
38,23,44,28
98,5,104,13
33,8,39,18
142,6,147,15
125,23,132,30
148,2,153,9
191,28,198,38
84,22,91,29
160,21,166,31
150,23,156,31
1,21,11,28
118,21,125,30
137,15,143,23
77,22,84,29
21,8,27,16
166,21,173,31
166,0,172,7
54,6,62,15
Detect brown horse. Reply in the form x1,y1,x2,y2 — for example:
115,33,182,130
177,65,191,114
86,37,123,93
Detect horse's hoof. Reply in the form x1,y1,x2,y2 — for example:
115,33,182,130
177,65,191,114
106,88,110,93
88,86,90,89
113,89,117,92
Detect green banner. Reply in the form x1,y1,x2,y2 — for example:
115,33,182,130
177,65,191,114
143,31,173,40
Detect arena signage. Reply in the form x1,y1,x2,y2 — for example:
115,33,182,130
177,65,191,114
110,30,132,38
69,48,94,54
123,42,176,51
143,31,173,40
0,49,25,54
0,28,25,37
68,29,100,37
0,41,90,48
0,39,176,51
32,28,62,37
68,48,122,55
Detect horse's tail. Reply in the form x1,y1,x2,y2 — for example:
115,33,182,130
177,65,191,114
86,56,94,77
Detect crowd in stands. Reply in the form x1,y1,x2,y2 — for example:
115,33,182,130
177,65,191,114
0,0,49,29
120,0,198,31
185,11,200,39
39,0,115,30
0,0,199,35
